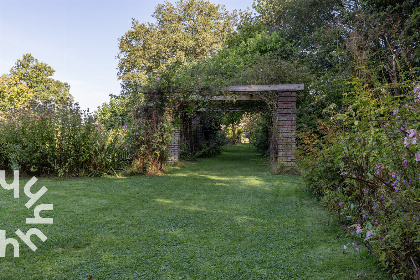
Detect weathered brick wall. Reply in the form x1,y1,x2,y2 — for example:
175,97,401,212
276,91,297,166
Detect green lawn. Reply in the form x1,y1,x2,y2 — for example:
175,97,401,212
1,144,388,279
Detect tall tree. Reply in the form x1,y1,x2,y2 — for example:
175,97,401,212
0,74,33,111
9,54,73,105
117,0,237,93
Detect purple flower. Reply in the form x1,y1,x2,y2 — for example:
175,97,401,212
356,247,360,251
356,226,362,234
401,209,404,212
391,172,396,178
416,154,420,162
363,189,368,193
404,160,408,164
404,137,411,147
338,202,344,207
352,242,357,247
413,137,418,145
366,231,372,237
392,202,396,206
409,129,417,138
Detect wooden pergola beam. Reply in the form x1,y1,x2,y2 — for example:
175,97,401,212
138,84,304,94
212,95,264,101
222,84,304,92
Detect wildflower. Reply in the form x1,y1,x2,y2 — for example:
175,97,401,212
393,108,398,115
338,202,344,207
404,137,411,147
366,231,372,238
392,202,396,206
409,129,417,138
404,160,408,164
344,245,347,250
363,189,368,193
401,209,404,212
356,247,360,251
391,172,396,178
352,242,357,247
413,137,418,145
416,154,420,162
356,226,362,234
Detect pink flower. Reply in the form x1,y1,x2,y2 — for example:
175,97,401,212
409,129,417,138
413,137,418,145
416,154,420,162
404,137,411,147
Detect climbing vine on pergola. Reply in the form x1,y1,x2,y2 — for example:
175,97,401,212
139,83,304,166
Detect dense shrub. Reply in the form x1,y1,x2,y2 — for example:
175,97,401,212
0,102,128,176
302,81,420,278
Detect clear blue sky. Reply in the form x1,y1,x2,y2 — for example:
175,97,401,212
0,0,255,112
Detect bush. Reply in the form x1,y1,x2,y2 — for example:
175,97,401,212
0,102,128,176
302,81,420,278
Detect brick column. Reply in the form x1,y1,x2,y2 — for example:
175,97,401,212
276,91,296,166
168,127,181,163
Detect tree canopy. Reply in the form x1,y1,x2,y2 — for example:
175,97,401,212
0,54,73,112
117,0,237,93
8,54,73,105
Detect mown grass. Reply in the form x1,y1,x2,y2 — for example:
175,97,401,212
0,144,388,279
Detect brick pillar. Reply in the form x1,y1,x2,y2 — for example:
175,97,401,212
168,127,181,163
276,91,296,166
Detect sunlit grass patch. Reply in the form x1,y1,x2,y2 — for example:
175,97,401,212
0,144,388,279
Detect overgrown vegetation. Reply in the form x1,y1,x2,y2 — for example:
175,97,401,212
1,0,419,277
0,102,127,177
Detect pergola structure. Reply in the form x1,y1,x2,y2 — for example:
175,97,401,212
214,84,303,165
140,84,304,165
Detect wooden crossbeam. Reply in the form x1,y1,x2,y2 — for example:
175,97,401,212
212,95,264,101
138,84,304,94
222,84,304,92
